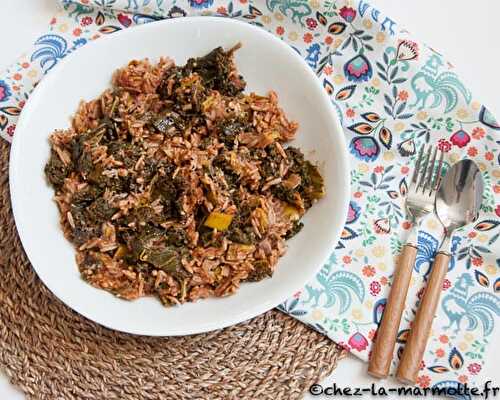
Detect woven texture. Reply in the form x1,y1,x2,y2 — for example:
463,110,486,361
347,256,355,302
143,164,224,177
0,141,345,399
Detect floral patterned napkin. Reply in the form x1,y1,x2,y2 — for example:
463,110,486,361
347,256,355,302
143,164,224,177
1,0,499,392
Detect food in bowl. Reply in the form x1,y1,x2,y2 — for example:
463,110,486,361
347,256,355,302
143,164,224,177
44,45,325,306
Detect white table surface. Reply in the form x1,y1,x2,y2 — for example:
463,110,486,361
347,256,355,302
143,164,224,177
1,1,499,398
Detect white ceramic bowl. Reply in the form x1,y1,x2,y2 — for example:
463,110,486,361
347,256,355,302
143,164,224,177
10,17,349,336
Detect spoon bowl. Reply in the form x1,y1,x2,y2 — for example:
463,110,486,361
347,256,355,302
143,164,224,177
435,159,484,237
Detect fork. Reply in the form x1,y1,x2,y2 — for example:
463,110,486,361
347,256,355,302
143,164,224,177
368,145,444,379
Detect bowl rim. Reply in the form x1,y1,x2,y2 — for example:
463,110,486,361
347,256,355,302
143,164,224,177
9,16,350,336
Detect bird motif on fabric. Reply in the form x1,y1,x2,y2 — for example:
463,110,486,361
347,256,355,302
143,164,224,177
304,270,365,313
30,35,68,73
442,273,500,335
265,0,312,24
410,54,471,113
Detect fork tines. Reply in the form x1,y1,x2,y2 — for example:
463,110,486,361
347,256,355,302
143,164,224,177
412,145,444,195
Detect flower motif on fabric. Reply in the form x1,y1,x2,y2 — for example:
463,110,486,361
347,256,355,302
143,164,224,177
0,80,12,103
339,6,356,23
449,129,471,148
346,201,361,224
396,39,419,61
344,54,373,82
348,332,368,351
189,0,214,9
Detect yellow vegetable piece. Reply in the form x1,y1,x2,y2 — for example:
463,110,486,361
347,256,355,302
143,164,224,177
113,245,128,259
283,205,300,221
253,208,269,230
204,212,234,231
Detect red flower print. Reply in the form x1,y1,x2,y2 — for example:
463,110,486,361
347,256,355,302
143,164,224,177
73,28,82,36
467,146,478,157
437,138,452,152
306,18,317,30
494,185,500,194
50,17,57,25
450,129,471,148
342,255,352,265
117,13,132,27
416,375,430,388
401,166,409,174
18,100,25,109
323,65,333,75
81,16,93,26
458,375,468,384
239,0,247,3
21,62,30,69
325,35,333,45
362,265,376,277
354,191,362,198
369,281,381,296
435,348,445,358
468,231,477,238
13,73,22,81
472,257,483,266
374,165,384,173
402,221,411,230
496,205,500,218
468,363,481,375
293,290,301,299
6,125,16,136
380,276,388,286
485,151,494,161
303,32,313,43
348,332,369,352
472,127,486,139
398,90,409,101
368,329,377,340
339,6,356,22
216,6,227,14
439,335,449,344
442,279,451,290
346,108,355,118
276,26,285,35
420,360,426,370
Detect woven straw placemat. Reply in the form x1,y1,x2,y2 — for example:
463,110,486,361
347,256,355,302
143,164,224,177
0,141,345,399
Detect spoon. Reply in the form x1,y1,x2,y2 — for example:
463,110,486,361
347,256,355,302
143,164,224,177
396,159,484,384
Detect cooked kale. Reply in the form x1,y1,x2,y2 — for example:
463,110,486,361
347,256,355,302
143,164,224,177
285,221,304,239
246,260,273,282
181,46,246,96
87,198,117,224
153,175,186,219
226,203,256,245
45,150,72,189
217,118,250,148
152,111,185,134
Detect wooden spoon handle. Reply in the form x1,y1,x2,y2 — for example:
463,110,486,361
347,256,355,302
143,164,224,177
368,244,417,379
396,251,450,384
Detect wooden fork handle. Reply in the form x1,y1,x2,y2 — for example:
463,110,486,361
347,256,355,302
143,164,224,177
396,251,450,384
368,243,417,379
